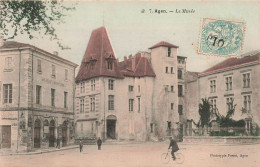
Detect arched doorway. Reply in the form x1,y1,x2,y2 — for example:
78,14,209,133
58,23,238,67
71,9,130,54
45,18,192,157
49,120,55,147
34,119,41,148
62,121,68,147
106,115,117,139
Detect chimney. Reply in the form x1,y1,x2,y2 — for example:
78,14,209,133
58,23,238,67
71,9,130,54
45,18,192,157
124,56,127,61
129,54,132,59
0,36,4,47
132,56,135,71
53,51,58,56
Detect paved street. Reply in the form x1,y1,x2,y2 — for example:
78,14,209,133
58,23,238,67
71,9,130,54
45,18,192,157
0,142,259,167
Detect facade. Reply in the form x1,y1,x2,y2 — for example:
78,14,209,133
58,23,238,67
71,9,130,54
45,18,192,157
0,41,77,152
75,27,187,141
185,51,260,135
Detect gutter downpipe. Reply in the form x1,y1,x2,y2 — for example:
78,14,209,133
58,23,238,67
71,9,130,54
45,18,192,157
102,77,106,142
17,48,21,152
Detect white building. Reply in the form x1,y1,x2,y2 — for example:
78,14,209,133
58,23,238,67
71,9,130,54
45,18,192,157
0,41,77,152
75,27,187,141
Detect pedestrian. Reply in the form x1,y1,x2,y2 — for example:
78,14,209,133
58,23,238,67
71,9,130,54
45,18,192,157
168,136,179,160
79,140,83,152
97,137,102,150
56,138,60,149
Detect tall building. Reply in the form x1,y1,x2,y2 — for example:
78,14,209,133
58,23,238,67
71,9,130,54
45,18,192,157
185,51,260,135
75,27,187,141
0,41,77,152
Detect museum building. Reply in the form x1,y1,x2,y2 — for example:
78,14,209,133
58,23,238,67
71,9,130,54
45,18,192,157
0,40,78,152
75,27,188,141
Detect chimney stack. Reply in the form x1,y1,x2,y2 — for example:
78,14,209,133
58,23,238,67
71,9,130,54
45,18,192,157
129,54,132,59
124,56,127,61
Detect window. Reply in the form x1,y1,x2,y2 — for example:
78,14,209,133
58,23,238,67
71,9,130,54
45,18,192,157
37,59,42,73
210,80,216,93
225,76,232,91
171,103,174,110
36,85,41,104
51,89,55,106
165,67,168,73
52,65,56,78
80,82,85,93
138,97,140,113
171,67,173,74
108,95,114,110
91,79,95,91
226,97,234,112
80,98,84,113
108,80,114,90
107,60,113,70
178,105,183,115
3,84,12,103
210,98,217,113
65,69,68,80
150,123,154,133
5,57,12,69
129,85,134,92
64,92,68,108
178,69,182,79
90,97,95,112
243,73,250,88
167,121,171,130
243,95,251,111
178,85,183,97
168,47,171,57
164,85,169,92
129,99,134,112
171,86,174,92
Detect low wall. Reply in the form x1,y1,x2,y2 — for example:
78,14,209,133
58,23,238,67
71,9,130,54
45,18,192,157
183,136,260,144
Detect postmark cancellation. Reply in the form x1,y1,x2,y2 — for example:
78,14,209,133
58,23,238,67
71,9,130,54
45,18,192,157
198,18,246,57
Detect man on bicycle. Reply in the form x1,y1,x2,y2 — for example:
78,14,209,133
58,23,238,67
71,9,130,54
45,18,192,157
168,136,179,160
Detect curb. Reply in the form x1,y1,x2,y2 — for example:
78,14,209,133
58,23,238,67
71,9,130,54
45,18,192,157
0,146,78,156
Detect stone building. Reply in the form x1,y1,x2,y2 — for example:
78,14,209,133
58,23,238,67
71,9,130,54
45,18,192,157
0,41,77,152
185,51,260,135
75,27,187,141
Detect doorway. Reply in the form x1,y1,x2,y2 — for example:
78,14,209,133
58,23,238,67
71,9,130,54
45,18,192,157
107,120,116,139
49,120,55,147
62,121,68,147
1,125,11,148
34,119,41,148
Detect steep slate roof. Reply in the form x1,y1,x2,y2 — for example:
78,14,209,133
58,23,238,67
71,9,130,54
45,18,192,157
119,53,156,77
0,41,78,67
76,27,124,82
200,52,260,75
76,27,156,82
149,41,179,49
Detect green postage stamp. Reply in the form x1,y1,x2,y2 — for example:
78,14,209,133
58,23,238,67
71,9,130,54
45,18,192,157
198,18,246,57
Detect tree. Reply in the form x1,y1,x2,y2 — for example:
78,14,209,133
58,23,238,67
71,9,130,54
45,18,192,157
198,98,211,128
0,0,75,49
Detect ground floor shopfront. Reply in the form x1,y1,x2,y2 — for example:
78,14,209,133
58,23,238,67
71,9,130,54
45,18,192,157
0,109,74,152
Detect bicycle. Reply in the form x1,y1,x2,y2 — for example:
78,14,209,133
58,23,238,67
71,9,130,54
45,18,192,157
161,149,184,164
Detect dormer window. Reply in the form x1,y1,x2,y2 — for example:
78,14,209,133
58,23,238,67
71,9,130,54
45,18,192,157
89,56,97,70
106,54,114,70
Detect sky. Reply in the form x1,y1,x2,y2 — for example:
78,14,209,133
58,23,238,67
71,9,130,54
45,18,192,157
14,1,260,72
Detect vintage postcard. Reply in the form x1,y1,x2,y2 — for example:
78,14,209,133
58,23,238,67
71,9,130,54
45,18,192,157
0,1,259,167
